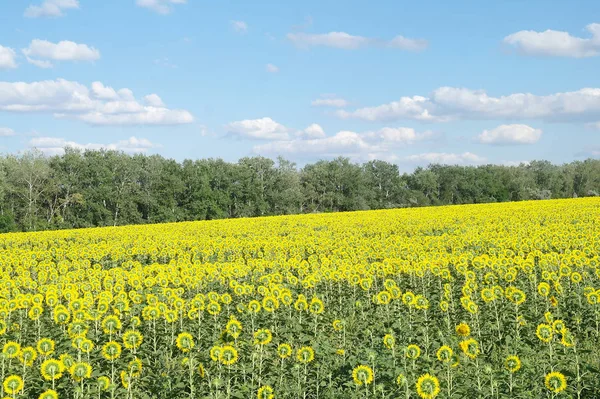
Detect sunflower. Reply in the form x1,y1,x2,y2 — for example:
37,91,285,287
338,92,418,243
416,373,440,399
552,320,566,334
69,361,92,382
210,346,222,362
226,318,243,339
536,324,553,343
219,345,239,366
560,330,576,347
383,334,395,350
455,323,470,337
262,296,279,312
38,389,59,399
120,371,132,389
128,358,143,377
505,355,521,373
97,376,111,391
376,291,392,305
175,332,195,353
277,343,292,359
253,329,272,346
59,353,75,370
197,363,206,378
19,346,37,367
545,371,567,393
2,341,21,359
406,344,421,360
123,330,143,350
332,319,344,332
101,341,122,361
257,385,274,399
3,375,24,395
309,297,324,314
352,365,374,386
40,359,64,381
296,346,315,364
436,346,453,363
459,338,479,359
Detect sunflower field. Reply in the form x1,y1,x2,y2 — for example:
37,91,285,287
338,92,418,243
1,198,599,399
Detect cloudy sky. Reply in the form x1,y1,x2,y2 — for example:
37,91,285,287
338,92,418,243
1,0,599,170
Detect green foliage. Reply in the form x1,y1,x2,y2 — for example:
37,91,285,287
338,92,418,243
0,148,599,232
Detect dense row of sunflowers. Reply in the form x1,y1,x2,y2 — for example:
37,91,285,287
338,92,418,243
0,198,599,398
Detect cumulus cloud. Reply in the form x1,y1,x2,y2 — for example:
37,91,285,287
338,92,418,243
477,124,542,145
29,136,159,156
253,126,436,160
311,95,349,108
0,46,17,69
0,79,194,126
298,123,326,139
0,127,16,137
226,117,290,140
231,20,248,34
504,23,600,58
23,40,100,68
287,31,427,51
338,86,600,123
136,0,186,14
404,152,486,166
24,0,79,18
266,63,279,73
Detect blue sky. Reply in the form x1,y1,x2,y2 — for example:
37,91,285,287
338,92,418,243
1,0,600,170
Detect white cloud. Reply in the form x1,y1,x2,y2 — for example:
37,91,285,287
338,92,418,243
404,152,486,166
254,131,376,158
0,46,17,69
231,20,248,34
24,0,79,18
266,63,279,73
154,57,177,68
311,95,349,108
337,95,442,122
338,86,600,123
226,117,289,140
477,124,542,145
254,126,435,160
298,123,326,139
287,31,427,51
504,23,600,58
143,94,165,107
23,40,100,68
0,127,16,137
0,79,194,126
29,136,159,156
136,0,186,14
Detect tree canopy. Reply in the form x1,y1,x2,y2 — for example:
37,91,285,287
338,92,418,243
0,148,598,232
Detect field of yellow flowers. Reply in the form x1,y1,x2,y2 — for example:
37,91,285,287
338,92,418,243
1,198,599,399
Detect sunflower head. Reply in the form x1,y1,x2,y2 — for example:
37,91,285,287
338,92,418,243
455,323,470,337
536,324,553,343
436,346,453,363
383,334,395,350
257,385,274,399
219,345,239,366
296,346,315,364
416,373,440,399
504,355,521,373
352,365,374,386
38,389,59,399
3,375,24,395
253,329,272,346
545,371,567,393
175,332,195,353
459,338,479,359
406,344,421,360
277,343,292,359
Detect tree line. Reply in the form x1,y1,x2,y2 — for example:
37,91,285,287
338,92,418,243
0,148,598,233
